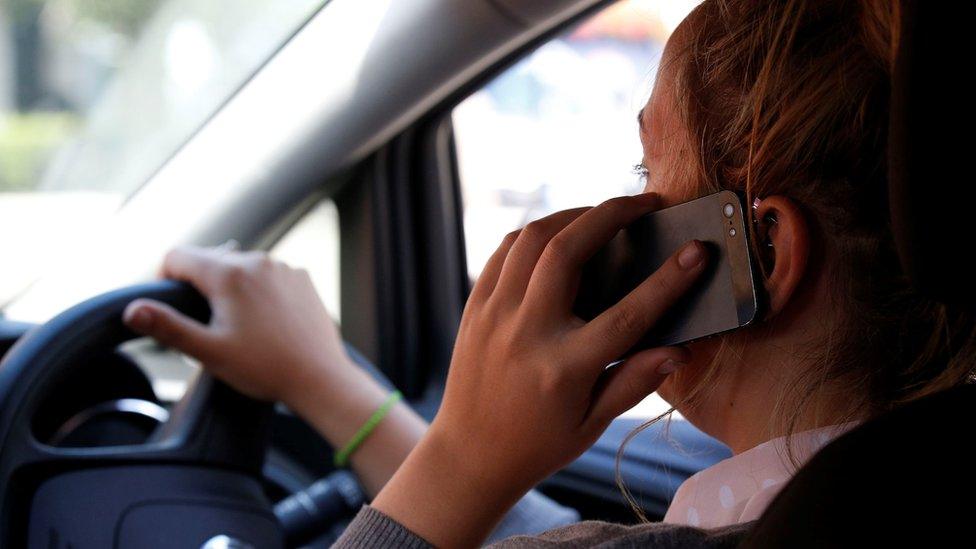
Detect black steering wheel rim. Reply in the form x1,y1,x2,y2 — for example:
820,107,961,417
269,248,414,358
0,281,274,546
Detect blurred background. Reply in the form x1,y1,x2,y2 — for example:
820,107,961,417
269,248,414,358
455,0,696,279
0,0,699,414
0,0,327,311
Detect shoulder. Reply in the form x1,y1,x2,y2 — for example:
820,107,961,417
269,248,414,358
738,479,788,523
489,519,754,548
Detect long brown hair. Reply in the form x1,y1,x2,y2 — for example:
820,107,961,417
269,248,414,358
618,0,976,520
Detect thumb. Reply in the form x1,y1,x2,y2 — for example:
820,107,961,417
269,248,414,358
587,346,690,425
123,298,214,361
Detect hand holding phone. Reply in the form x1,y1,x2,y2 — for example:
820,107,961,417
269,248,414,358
373,193,709,548
573,190,761,352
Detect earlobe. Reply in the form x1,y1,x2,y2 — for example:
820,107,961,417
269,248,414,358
754,196,810,316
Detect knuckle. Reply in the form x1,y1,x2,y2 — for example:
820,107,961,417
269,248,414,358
219,263,249,289
260,257,280,273
468,277,493,304
652,271,675,295
510,306,536,331
477,299,509,332
251,252,275,269
458,299,480,327
503,229,521,245
539,367,572,394
240,253,279,278
609,307,645,340
518,220,549,247
541,234,573,267
600,196,632,215
491,231,521,258
162,248,182,267
293,267,315,286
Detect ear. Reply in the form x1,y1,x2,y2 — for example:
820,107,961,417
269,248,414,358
754,195,810,316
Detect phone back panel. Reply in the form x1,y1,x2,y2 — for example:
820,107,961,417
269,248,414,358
573,191,759,351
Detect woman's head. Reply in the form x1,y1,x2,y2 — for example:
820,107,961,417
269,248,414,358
636,0,976,444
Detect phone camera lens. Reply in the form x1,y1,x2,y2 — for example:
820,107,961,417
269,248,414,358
723,203,735,218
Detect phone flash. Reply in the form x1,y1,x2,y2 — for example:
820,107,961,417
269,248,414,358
729,228,737,237
723,203,735,218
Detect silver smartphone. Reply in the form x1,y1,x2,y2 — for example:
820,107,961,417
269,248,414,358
573,190,762,351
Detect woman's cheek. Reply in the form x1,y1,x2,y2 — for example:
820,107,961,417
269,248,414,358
643,172,698,208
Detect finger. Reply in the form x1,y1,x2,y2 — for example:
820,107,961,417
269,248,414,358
468,229,520,304
523,193,660,311
159,246,229,294
492,207,590,305
586,346,690,425
123,298,215,362
576,240,707,366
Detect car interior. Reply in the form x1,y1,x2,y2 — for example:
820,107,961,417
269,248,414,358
0,0,969,547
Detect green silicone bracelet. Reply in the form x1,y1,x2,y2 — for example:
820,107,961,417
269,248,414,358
333,390,403,468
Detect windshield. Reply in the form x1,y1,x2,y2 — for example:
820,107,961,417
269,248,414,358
0,0,327,308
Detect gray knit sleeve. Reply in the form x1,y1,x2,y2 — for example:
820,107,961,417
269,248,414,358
486,489,579,542
333,504,752,548
332,505,433,549
333,489,578,548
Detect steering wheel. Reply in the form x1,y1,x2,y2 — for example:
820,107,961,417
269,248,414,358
0,281,282,547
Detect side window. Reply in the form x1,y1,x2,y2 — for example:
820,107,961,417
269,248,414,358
452,0,698,417
270,198,341,321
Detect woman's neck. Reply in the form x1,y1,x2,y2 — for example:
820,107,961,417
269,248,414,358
674,272,859,455
682,347,855,455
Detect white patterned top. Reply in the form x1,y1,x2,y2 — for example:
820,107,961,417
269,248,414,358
663,422,859,528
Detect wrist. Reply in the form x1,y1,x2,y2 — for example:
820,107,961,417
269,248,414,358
332,390,402,467
283,355,389,446
372,427,525,547
424,421,534,504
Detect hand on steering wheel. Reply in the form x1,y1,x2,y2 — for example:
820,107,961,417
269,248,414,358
124,247,426,497
123,248,355,406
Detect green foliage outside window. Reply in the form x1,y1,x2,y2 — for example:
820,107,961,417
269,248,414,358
0,113,78,192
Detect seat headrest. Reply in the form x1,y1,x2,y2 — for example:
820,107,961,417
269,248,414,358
888,0,976,306
739,384,976,547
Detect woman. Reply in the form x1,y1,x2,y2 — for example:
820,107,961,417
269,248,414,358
124,0,975,546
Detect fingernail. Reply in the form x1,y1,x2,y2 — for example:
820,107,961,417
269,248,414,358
678,241,704,269
124,306,152,332
657,359,686,375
